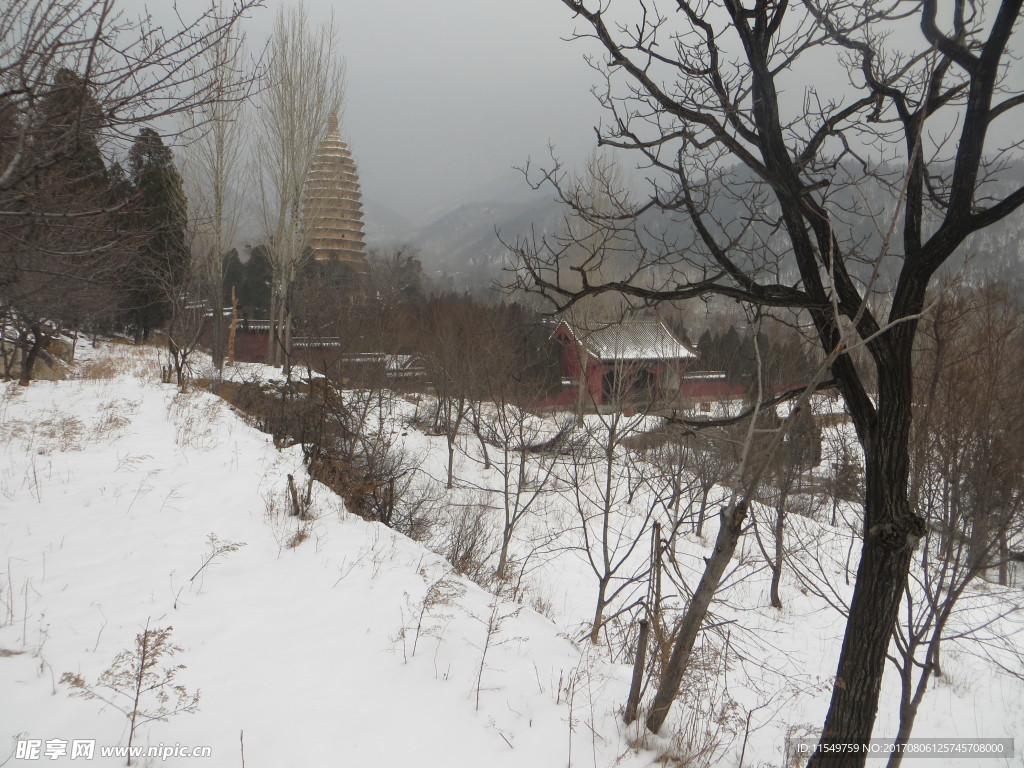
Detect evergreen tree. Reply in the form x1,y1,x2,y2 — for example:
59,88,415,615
36,69,107,191
1,68,119,383
717,326,744,381
222,248,245,307
239,246,273,320
121,128,187,340
695,329,716,371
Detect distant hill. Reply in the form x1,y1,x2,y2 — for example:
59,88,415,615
362,196,417,243
365,170,564,290
365,160,1024,292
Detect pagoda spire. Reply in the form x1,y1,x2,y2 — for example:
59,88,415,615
303,115,367,267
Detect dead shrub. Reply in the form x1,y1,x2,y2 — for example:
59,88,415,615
91,399,138,441
438,504,495,583
167,392,222,451
263,482,316,551
645,639,746,768
37,413,85,452
215,375,438,542
78,357,121,380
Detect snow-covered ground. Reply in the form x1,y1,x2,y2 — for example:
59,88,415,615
1,342,1021,767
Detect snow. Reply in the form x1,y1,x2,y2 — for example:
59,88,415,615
1,342,1022,767
561,320,695,361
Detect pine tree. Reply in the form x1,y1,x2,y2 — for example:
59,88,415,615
239,246,273,320
36,69,107,190
1,68,117,384
695,329,715,371
222,249,245,307
122,128,187,341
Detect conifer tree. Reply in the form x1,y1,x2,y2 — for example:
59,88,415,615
1,67,116,383
122,128,188,341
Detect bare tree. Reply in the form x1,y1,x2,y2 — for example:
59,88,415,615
750,403,821,609
253,2,346,371
418,294,485,490
0,0,262,242
451,308,564,580
0,0,262,382
487,404,564,581
885,281,1024,766
182,9,258,371
156,228,207,390
511,1,1024,757
564,406,656,644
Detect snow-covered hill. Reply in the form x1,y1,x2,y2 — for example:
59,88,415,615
0,347,647,767
1,343,1021,767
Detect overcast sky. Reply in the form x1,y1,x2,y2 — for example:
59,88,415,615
209,0,606,221
158,1,1021,226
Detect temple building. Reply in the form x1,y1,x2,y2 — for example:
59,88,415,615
303,115,367,268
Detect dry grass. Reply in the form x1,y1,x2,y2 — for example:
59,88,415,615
92,398,139,441
2,396,138,454
36,413,86,453
76,357,122,380
75,342,163,381
167,392,223,451
0,382,24,426
263,482,318,553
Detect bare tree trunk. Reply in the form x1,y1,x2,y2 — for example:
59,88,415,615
446,438,456,490
695,484,711,537
770,489,788,609
645,500,747,734
254,4,345,375
589,575,609,645
18,325,46,386
624,618,650,725
809,409,923,766
469,404,491,470
496,527,513,581
283,306,292,377
228,287,238,365
803,304,927,765
267,291,279,366
998,534,1009,587
885,609,950,768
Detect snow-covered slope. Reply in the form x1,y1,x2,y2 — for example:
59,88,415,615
0,347,649,767
2,342,1022,767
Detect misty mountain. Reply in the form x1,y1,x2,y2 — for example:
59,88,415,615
362,197,417,243
365,171,565,289
364,161,1024,292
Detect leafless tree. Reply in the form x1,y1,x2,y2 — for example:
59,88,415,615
884,281,1024,766
749,402,821,609
511,0,1024,757
151,234,202,390
0,0,262,382
252,2,346,371
418,295,484,489
1,0,262,193
452,316,565,580
487,405,565,581
563,406,657,644
182,10,258,371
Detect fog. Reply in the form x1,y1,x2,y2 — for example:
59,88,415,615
168,0,607,222
158,0,1022,226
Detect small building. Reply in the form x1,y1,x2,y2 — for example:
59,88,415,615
551,319,696,409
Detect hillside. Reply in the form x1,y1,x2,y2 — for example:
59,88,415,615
1,343,1022,767
365,161,1024,293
